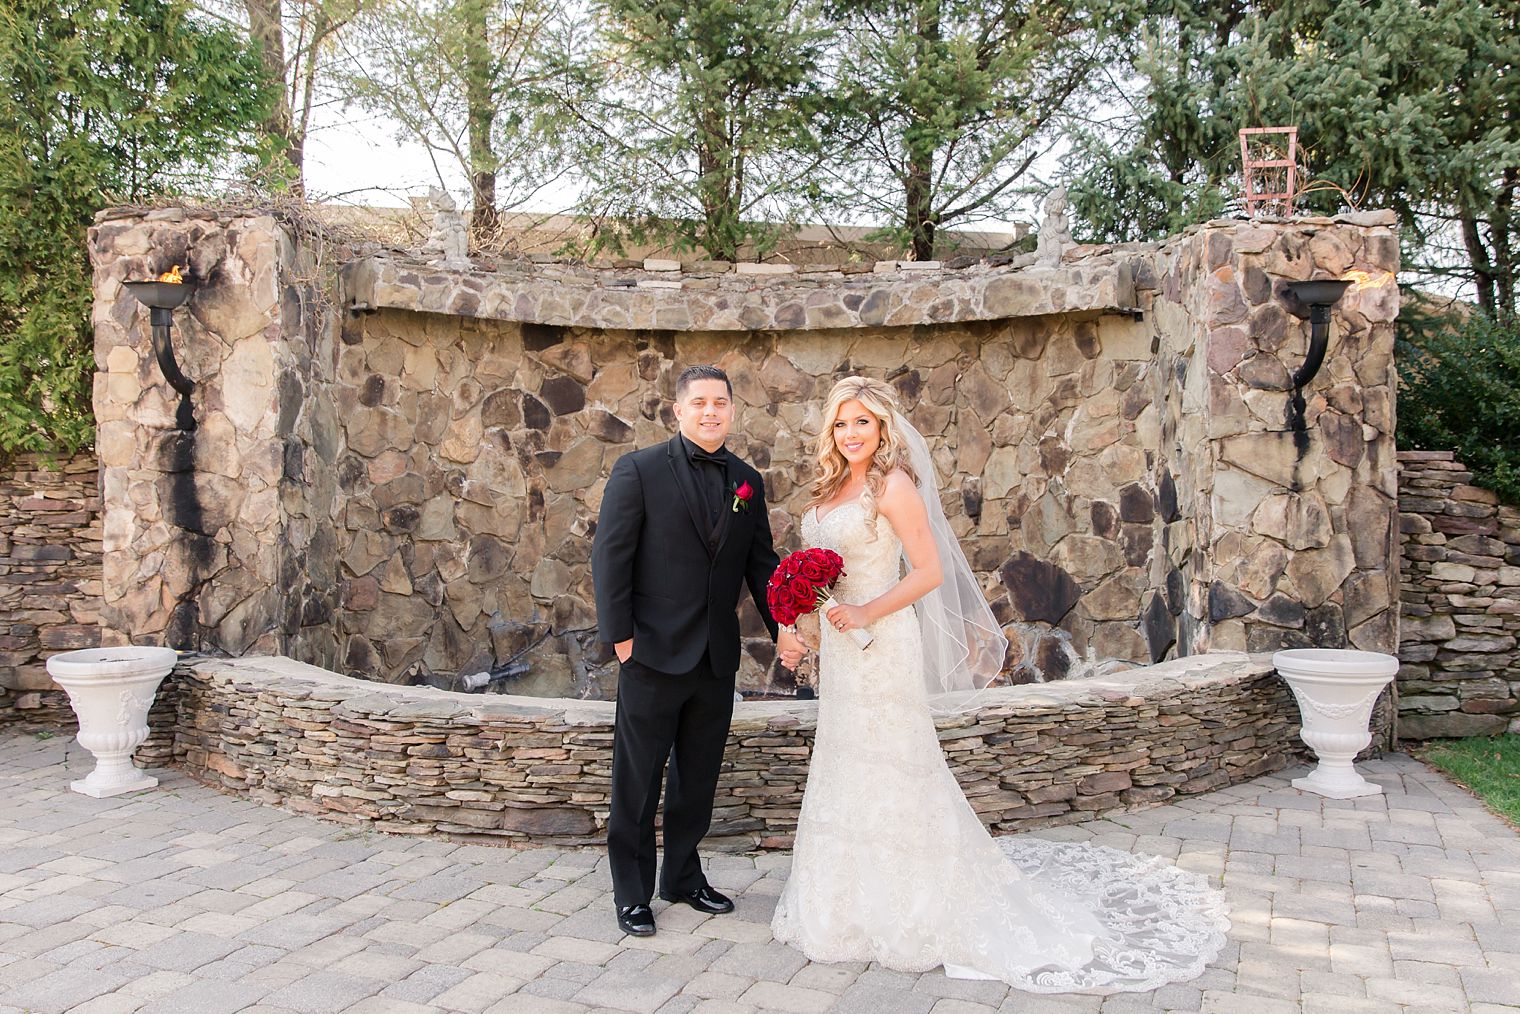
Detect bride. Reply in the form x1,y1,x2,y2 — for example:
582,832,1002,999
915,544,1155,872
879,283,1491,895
770,376,1229,993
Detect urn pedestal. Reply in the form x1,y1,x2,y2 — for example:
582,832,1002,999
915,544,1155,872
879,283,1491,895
45,646,177,798
1274,648,1399,799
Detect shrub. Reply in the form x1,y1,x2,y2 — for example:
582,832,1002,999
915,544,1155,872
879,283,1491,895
1397,310,1520,504
0,0,273,461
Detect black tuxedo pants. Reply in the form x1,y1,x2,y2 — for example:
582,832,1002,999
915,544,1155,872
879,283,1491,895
608,654,734,907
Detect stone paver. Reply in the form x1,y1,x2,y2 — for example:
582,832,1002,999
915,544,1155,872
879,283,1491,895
2,733,1519,1013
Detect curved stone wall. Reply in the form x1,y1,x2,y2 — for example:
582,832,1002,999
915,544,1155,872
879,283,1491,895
155,651,1314,849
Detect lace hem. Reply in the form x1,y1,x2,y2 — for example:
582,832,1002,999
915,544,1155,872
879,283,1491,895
773,835,1230,995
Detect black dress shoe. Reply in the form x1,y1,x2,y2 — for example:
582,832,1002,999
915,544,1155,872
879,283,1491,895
659,884,735,914
616,904,656,936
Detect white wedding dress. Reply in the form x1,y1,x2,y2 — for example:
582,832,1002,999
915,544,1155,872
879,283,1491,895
770,500,1230,993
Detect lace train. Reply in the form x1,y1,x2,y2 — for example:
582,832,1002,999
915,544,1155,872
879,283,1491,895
957,836,1231,992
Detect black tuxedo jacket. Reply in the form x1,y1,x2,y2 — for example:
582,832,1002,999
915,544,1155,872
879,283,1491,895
592,434,780,677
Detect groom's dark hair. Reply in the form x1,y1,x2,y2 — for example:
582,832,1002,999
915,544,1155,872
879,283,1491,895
674,364,732,400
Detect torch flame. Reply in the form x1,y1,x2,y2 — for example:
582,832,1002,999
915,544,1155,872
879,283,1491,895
1340,269,1393,291
156,265,184,284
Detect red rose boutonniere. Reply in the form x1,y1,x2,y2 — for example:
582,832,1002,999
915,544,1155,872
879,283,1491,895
731,479,754,513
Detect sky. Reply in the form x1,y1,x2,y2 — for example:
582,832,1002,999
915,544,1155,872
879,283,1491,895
304,107,471,209
298,98,1044,234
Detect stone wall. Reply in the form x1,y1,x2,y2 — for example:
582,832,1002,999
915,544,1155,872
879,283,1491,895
331,215,1401,695
1397,450,1520,738
88,208,1402,701
333,307,1173,694
89,208,341,665
1148,218,1401,663
0,451,101,724
157,651,1307,848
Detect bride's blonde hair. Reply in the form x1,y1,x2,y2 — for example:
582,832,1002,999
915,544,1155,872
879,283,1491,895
808,376,918,539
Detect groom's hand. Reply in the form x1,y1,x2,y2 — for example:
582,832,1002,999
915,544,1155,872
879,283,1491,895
777,628,805,671
615,639,633,663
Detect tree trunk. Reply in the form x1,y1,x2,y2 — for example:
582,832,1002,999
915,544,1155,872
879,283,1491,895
1461,208,1498,318
903,0,940,261
290,6,331,194
696,104,738,261
904,160,935,261
244,0,299,187
1492,167,1516,318
462,0,498,237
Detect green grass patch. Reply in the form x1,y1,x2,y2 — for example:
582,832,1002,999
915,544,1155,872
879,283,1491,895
1418,734,1520,826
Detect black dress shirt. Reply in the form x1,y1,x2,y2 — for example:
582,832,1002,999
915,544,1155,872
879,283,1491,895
680,434,728,530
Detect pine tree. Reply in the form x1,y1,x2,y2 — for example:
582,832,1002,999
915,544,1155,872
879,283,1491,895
1068,0,1520,315
819,0,1141,260
557,0,831,261
337,0,564,236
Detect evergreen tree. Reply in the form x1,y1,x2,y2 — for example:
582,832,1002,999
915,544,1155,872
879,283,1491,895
1063,7,1247,242
819,0,1140,260
1068,0,1520,315
337,0,563,236
558,0,831,261
0,0,274,457
1399,310,1520,503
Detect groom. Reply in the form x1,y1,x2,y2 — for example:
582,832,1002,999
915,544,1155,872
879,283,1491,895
592,364,804,937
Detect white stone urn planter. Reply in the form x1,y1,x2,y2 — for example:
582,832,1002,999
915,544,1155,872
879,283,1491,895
1274,648,1398,798
45,646,177,798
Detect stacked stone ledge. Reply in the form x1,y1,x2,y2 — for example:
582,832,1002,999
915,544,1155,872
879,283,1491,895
149,652,1308,849
1397,449,1520,737
343,244,1145,332
0,451,101,724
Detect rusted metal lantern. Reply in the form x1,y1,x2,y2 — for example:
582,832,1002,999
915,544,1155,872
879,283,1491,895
1240,126,1299,217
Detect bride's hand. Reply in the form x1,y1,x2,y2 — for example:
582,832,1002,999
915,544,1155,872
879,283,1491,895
825,601,871,634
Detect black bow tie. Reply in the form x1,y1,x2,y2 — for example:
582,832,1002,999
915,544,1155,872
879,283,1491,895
689,447,725,465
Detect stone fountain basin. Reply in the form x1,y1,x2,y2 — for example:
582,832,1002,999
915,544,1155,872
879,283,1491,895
150,650,1317,848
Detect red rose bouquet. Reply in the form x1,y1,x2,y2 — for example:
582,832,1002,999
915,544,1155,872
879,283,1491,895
766,548,872,649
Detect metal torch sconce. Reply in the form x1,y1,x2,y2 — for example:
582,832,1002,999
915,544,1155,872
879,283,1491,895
123,269,197,431
1281,277,1352,445
1283,278,1353,390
